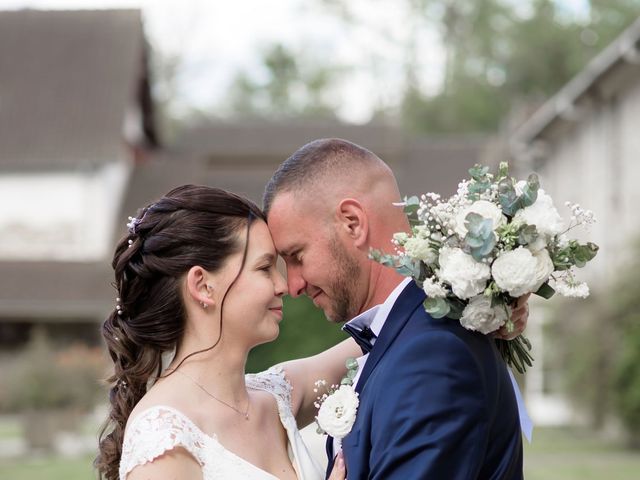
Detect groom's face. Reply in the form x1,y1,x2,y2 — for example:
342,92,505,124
267,193,362,323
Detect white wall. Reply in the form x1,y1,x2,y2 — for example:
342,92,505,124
0,160,131,262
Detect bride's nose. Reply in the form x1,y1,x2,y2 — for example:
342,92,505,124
274,270,288,297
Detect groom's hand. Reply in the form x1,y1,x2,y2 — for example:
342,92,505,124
494,293,530,340
328,452,346,480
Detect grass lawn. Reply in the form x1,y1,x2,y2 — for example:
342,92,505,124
0,454,95,480
524,426,640,480
0,427,639,479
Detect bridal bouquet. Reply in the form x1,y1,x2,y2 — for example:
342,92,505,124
370,163,598,373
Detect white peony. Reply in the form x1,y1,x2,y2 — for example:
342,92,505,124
513,189,564,237
491,247,539,297
460,295,509,334
404,237,438,264
422,277,448,298
438,247,491,300
316,385,360,439
454,200,506,238
531,249,555,292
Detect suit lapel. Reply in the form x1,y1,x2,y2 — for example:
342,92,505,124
354,281,425,394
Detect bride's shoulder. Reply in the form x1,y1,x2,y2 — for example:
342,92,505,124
246,365,291,394
245,365,294,410
120,405,208,479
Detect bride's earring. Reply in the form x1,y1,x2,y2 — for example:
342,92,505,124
201,284,213,309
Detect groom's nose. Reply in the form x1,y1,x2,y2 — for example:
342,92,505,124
286,265,306,298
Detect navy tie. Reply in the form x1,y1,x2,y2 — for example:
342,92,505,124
343,324,376,354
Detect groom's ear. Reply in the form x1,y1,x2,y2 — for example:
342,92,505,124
336,198,368,248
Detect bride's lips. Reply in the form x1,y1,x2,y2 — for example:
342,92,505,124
269,306,283,320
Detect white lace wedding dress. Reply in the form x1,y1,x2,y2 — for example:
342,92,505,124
119,366,323,479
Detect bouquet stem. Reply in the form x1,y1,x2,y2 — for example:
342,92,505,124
495,335,533,374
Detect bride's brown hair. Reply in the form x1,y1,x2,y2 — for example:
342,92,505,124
95,185,264,479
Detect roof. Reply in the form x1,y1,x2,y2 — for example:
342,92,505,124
512,16,640,148
0,260,113,321
175,120,406,161
0,9,154,172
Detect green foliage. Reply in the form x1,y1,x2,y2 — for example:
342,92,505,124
497,174,539,216
547,238,640,445
399,0,640,133
0,331,107,413
423,297,450,318
227,43,339,119
246,295,347,373
463,213,496,260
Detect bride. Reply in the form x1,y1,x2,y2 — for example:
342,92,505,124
95,185,356,479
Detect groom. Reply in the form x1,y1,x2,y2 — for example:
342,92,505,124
264,138,524,479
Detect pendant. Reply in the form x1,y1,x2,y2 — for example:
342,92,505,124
245,414,249,420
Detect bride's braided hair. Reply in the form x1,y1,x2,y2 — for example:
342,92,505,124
95,185,264,480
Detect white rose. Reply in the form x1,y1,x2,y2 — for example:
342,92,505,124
422,277,448,298
454,200,506,238
460,295,509,334
513,190,564,237
491,247,538,297
438,247,491,300
404,237,437,264
531,249,555,292
316,385,359,439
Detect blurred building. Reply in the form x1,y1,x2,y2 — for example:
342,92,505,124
506,16,640,426
0,9,157,345
0,8,485,347
510,16,640,291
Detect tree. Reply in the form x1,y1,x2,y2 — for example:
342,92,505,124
226,43,339,119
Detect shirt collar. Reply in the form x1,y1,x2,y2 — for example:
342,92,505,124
343,277,412,337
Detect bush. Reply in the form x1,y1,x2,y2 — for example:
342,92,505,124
0,330,108,413
546,238,640,445
247,295,347,373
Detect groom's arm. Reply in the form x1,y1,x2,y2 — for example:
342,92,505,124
368,331,489,480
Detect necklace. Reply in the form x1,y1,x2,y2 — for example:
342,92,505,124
177,370,250,420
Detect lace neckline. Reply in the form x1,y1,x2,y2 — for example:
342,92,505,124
131,404,281,480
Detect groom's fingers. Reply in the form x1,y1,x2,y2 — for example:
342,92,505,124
494,296,530,340
328,452,346,480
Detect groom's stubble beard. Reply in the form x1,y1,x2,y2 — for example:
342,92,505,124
326,235,361,324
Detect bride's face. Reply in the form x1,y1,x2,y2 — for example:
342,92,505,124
220,220,288,347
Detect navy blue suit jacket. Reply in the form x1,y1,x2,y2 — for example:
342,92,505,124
326,281,523,479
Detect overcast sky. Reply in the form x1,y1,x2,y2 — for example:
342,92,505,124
0,0,590,123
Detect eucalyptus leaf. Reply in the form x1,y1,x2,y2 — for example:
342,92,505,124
465,234,485,249
345,357,358,370
447,298,466,320
469,164,489,180
498,178,520,216
498,162,509,179
520,173,539,207
518,224,539,245
534,282,555,299
423,297,450,319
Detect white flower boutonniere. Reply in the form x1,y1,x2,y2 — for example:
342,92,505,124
314,358,359,439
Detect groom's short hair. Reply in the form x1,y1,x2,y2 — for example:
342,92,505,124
263,138,380,215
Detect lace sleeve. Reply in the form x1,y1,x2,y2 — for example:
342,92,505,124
246,365,296,428
119,406,207,480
